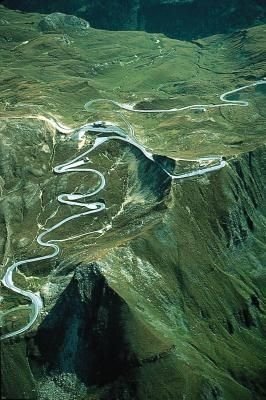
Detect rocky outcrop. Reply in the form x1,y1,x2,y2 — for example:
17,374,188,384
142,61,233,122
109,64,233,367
38,12,90,33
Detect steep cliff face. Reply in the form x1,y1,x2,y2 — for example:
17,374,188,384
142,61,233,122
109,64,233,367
2,0,266,39
0,6,266,400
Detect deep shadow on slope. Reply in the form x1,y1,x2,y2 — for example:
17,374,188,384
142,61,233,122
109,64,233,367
1,0,266,40
30,264,137,399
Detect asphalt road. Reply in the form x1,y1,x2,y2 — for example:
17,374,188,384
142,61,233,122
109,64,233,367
1,79,265,340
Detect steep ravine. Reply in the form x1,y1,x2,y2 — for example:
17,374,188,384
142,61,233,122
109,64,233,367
2,146,265,400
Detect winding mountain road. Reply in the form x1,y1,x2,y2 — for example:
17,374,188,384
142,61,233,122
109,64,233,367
1,79,265,340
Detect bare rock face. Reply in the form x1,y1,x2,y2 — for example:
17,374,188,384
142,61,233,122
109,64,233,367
38,12,90,33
